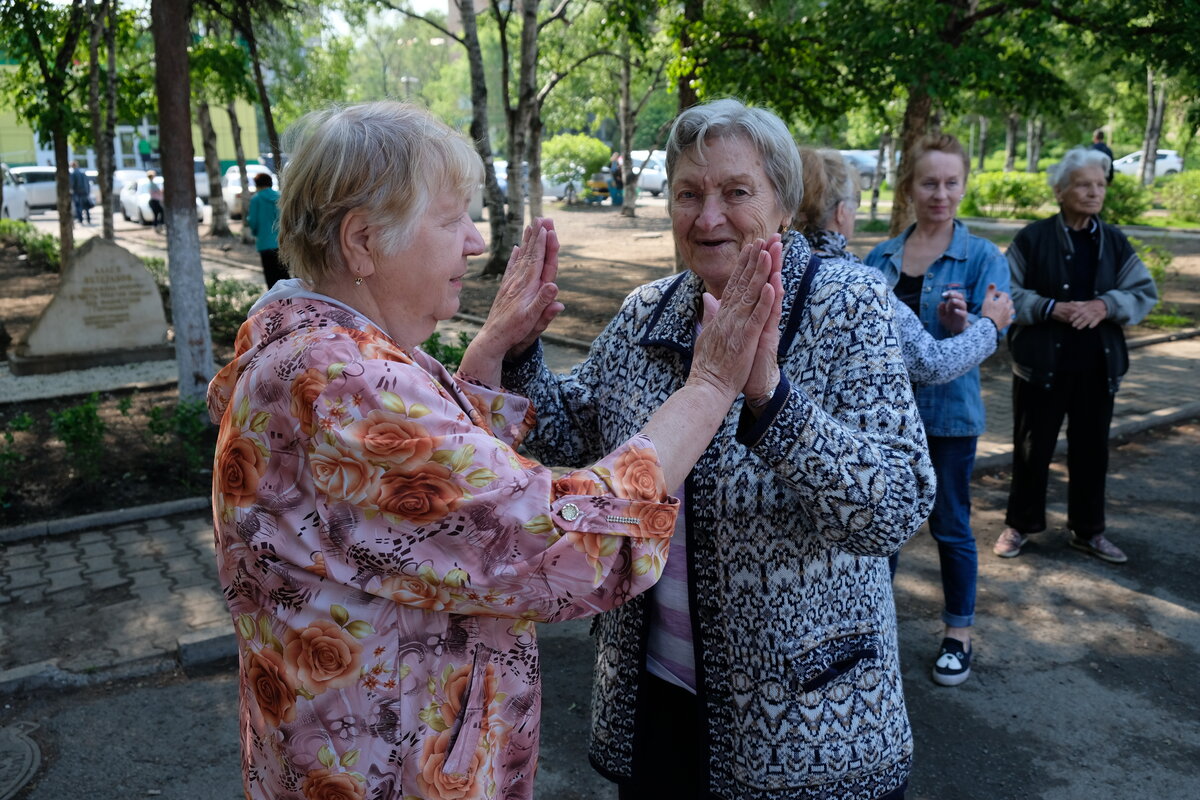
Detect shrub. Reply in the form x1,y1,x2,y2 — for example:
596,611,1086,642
542,133,611,189
0,412,34,509
420,330,473,371
1103,174,1152,225
0,218,61,271
1128,235,1175,314
1159,171,1200,222
965,172,1054,218
206,274,260,349
49,393,107,481
146,396,214,490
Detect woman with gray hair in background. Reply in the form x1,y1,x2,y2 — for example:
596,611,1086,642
994,146,1157,564
498,98,935,799
206,100,777,800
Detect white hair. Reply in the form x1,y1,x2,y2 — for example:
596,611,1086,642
1049,147,1111,192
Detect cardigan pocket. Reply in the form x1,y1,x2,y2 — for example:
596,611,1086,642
442,643,495,777
789,628,881,692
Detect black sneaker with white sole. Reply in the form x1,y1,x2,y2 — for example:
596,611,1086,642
932,637,972,686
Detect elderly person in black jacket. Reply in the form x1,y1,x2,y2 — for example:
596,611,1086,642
994,147,1157,564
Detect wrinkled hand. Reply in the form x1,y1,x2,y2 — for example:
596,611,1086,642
742,236,784,409
457,219,564,385
1066,298,1108,329
689,237,778,402
937,287,969,334
979,284,1014,330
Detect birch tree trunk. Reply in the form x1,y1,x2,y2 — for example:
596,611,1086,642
528,115,544,220
618,48,637,218
1139,66,1167,186
88,0,116,239
198,101,230,237
1004,113,1019,172
227,102,254,242
977,115,988,172
1025,117,1043,172
151,0,214,402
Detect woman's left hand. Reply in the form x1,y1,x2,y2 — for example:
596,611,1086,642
937,287,969,334
742,235,784,412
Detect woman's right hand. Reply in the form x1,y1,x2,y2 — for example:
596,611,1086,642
689,238,778,401
980,284,1014,330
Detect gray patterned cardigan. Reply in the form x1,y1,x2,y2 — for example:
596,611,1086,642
503,233,936,799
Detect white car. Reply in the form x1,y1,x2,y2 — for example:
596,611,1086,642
111,168,149,212
9,165,101,212
220,164,276,219
2,165,30,221
630,150,668,196
120,176,204,224
1112,149,1183,178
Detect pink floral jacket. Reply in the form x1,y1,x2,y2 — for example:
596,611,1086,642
207,293,677,800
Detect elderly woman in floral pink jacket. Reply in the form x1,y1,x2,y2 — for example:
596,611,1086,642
206,101,779,800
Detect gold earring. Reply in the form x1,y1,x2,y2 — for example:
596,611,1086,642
354,276,364,286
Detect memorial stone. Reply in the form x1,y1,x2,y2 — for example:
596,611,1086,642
8,237,173,375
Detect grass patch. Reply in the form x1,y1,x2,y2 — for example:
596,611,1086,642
1141,311,1194,329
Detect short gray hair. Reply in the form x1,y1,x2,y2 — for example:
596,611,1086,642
279,101,482,283
665,98,802,222
1049,147,1111,192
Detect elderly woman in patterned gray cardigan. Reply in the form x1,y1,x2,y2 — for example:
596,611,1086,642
497,99,936,800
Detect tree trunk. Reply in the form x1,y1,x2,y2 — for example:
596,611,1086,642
977,115,989,172
528,115,544,220
151,0,214,401
1004,113,1019,172
870,131,890,222
888,87,932,236
88,0,115,239
53,138,74,272
1139,66,1167,186
103,0,118,238
227,102,254,242
460,1,508,277
619,49,637,218
197,101,230,237
676,0,703,111
1025,116,1043,172
240,10,281,172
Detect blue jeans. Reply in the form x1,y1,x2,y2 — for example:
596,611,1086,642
893,436,977,628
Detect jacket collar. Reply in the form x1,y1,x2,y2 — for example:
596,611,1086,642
880,219,971,266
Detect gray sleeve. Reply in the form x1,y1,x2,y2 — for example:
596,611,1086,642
1099,235,1158,325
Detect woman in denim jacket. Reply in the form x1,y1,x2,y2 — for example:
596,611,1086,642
865,133,1010,687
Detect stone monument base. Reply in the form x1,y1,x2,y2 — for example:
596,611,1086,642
6,344,175,376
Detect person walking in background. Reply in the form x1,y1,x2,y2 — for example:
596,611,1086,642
865,133,1010,688
138,135,153,168
146,170,164,232
245,171,287,288
994,147,1157,565
69,161,92,225
1090,128,1115,184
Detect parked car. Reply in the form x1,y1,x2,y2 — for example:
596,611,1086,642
1112,149,1183,178
220,164,276,219
111,168,149,212
9,164,102,212
120,176,204,224
839,150,883,190
193,156,212,200
630,152,668,196
2,164,31,221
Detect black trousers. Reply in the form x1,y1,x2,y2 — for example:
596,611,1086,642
1005,370,1115,536
259,248,289,289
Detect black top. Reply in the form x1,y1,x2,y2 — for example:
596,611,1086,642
894,272,923,315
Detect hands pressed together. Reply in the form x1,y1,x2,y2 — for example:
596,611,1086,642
1050,298,1108,330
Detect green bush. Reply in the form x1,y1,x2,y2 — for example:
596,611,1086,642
0,412,34,509
542,133,611,189
421,330,473,371
1102,174,1152,225
0,218,61,271
1159,171,1200,222
1128,235,1175,316
146,397,214,490
964,171,1054,218
49,393,107,481
206,274,260,349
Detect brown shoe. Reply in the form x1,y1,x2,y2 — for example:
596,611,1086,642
1069,533,1127,564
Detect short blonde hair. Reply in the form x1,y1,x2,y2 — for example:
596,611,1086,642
795,148,859,234
278,101,482,283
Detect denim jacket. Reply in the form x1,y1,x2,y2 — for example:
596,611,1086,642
865,220,1010,437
